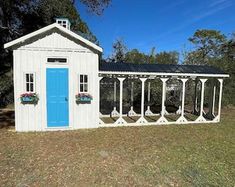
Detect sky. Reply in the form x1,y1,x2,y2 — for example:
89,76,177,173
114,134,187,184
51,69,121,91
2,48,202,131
76,0,235,59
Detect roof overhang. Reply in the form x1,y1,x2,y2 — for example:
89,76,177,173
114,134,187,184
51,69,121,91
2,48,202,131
4,23,103,53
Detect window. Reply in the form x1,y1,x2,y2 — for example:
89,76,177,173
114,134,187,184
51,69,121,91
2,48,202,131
56,20,67,28
25,73,35,93
47,58,67,63
62,21,67,28
79,74,88,93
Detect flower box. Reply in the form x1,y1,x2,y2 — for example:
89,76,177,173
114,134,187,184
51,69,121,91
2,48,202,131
76,93,93,104
20,93,39,104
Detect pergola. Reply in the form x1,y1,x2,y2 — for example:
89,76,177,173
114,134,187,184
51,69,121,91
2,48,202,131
98,63,229,127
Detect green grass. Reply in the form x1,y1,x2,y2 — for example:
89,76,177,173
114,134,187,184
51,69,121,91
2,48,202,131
0,109,234,186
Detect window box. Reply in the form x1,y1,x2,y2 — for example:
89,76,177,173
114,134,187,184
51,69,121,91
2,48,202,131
76,93,92,104
20,93,39,104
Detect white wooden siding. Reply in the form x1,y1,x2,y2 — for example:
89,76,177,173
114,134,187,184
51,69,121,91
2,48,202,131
14,31,99,131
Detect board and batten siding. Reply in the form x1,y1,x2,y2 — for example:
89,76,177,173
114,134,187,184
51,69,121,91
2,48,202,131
13,32,100,131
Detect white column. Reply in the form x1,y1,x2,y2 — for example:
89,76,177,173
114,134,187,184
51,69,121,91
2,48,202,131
145,81,153,115
98,77,104,125
212,85,216,116
214,79,223,122
193,79,199,114
128,81,137,116
196,79,207,122
111,80,119,117
115,77,127,124
177,78,188,123
136,78,148,124
157,78,168,124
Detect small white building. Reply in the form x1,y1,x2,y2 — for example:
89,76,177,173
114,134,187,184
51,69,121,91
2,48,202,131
4,18,102,131
4,18,229,132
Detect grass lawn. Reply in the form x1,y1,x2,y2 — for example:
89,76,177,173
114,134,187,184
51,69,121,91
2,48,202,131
0,109,234,186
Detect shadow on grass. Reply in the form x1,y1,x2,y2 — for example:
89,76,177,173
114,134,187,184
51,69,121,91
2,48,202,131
0,110,15,129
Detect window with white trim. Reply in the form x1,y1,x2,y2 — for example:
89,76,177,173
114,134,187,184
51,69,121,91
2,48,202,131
79,74,88,93
25,73,35,93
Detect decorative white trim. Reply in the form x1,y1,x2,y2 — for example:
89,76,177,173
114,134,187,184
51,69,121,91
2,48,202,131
115,117,127,125
216,79,223,122
212,85,216,116
99,119,219,128
198,79,207,118
111,107,119,117
4,23,103,52
176,116,188,123
128,106,137,116
117,77,125,120
145,106,154,116
139,78,147,120
156,116,168,124
99,118,105,125
178,78,188,121
160,78,168,116
176,106,182,114
99,71,229,78
195,115,207,122
136,117,148,124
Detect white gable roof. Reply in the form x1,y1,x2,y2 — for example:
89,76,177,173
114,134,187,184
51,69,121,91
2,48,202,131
4,23,103,53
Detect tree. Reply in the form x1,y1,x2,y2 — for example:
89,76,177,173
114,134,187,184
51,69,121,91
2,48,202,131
148,47,156,64
125,49,148,64
155,51,179,64
108,39,127,62
185,29,226,65
213,33,235,106
79,0,111,15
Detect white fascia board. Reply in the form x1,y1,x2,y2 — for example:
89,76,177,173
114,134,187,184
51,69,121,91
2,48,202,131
4,23,103,53
99,71,229,78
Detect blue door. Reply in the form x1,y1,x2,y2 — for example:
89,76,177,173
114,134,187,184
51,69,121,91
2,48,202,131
46,68,69,127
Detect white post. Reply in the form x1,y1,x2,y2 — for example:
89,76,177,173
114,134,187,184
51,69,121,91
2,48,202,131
196,79,207,122
177,78,188,123
128,81,137,116
212,85,216,116
193,79,199,114
111,80,119,117
145,81,153,115
98,77,104,125
214,79,223,122
115,77,127,124
157,78,168,124
136,78,148,124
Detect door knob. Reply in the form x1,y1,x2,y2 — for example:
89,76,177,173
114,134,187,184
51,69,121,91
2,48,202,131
65,97,68,101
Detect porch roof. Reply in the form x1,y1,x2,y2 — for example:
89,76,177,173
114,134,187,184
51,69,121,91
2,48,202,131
99,62,229,77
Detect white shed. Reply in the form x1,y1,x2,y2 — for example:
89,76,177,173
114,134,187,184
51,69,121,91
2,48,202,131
4,18,102,131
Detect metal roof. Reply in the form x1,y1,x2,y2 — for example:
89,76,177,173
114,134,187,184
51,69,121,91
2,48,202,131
99,62,228,76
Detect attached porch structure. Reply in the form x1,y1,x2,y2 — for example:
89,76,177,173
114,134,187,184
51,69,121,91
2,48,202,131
98,63,229,127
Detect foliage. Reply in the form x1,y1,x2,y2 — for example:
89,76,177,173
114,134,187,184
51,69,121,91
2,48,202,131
0,74,13,107
108,38,127,62
184,30,235,106
79,0,111,15
20,93,39,104
109,39,179,64
155,51,179,64
184,29,226,65
125,49,148,64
